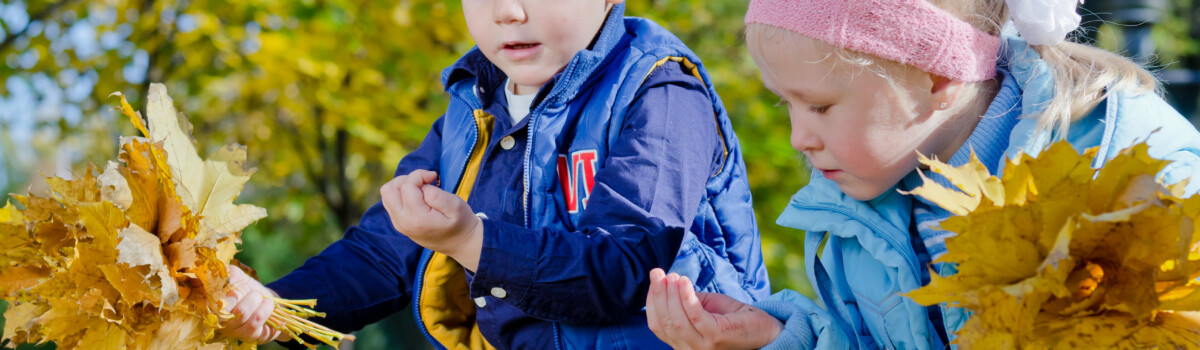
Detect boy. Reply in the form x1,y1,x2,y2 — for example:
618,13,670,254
221,1,769,349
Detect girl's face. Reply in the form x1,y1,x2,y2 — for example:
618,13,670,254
749,29,975,201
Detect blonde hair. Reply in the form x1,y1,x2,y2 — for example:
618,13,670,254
747,0,1160,139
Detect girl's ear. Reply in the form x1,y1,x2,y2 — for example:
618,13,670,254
930,75,965,111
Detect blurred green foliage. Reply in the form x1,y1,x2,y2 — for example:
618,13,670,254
0,0,803,347
1,0,1197,348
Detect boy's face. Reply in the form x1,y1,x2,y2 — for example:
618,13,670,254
463,0,622,94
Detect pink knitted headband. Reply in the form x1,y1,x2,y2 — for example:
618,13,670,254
745,0,1001,82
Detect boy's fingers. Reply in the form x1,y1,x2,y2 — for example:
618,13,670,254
379,178,405,213
409,169,439,185
223,289,242,314
403,170,433,188
228,292,263,331
400,180,430,214
422,185,463,218
243,295,275,341
251,312,281,344
250,294,275,327
252,327,275,345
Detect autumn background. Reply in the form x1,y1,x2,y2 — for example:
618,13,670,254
1,0,1198,349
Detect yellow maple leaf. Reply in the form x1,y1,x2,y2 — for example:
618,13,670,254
2,301,43,343
0,201,22,223
905,141,1200,348
138,84,266,244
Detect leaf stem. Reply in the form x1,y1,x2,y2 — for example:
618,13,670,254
264,296,356,349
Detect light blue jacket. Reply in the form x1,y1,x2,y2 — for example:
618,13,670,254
755,37,1200,349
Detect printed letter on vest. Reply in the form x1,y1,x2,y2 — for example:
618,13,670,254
556,150,599,213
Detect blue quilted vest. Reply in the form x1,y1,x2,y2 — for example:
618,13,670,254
413,6,769,349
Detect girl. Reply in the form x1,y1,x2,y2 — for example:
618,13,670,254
645,0,1200,349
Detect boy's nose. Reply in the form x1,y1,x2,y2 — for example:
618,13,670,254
493,0,527,24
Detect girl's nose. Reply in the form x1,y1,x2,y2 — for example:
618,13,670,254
493,0,527,25
790,122,823,152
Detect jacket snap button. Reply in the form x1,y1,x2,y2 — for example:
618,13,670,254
500,136,516,150
474,296,487,308
490,287,507,299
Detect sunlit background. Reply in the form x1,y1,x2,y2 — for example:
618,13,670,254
1,0,1197,348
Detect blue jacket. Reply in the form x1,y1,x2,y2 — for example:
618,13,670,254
268,5,770,350
754,37,1200,349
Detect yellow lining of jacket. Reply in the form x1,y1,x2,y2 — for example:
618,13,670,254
418,109,497,350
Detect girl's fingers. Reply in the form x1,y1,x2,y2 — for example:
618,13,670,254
679,276,720,336
645,268,668,336
698,291,747,315
664,273,702,339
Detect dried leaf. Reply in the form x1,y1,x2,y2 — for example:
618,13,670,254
99,161,134,210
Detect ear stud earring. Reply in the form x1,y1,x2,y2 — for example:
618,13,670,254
939,102,948,109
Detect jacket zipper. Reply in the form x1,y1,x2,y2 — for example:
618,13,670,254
521,78,569,350
412,250,450,350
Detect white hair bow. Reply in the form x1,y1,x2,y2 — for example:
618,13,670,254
1007,0,1084,46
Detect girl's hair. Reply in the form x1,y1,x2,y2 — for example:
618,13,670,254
748,0,1160,138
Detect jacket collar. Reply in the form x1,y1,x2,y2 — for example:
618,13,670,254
777,175,921,275
1000,36,1054,121
440,4,630,109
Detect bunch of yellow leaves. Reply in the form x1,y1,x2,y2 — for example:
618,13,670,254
0,84,351,349
905,141,1200,348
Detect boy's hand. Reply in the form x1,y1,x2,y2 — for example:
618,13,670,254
645,268,782,350
380,169,484,270
220,266,288,344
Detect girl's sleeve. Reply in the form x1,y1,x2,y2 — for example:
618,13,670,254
264,116,446,334
753,289,854,350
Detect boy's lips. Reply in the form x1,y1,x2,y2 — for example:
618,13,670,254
501,41,542,61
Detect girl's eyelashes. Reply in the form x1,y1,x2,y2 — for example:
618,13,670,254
775,96,830,114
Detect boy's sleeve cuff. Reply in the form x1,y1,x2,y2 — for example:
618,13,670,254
468,218,539,305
